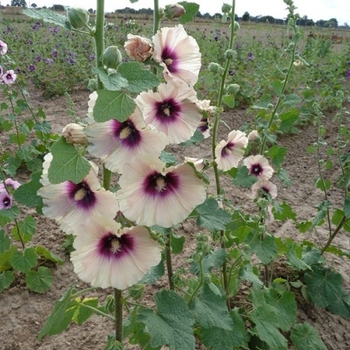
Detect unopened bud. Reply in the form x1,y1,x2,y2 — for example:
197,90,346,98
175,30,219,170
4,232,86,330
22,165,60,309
224,49,237,60
101,46,123,70
164,4,186,19
226,83,240,94
62,123,88,145
234,21,240,30
67,8,90,29
208,62,221,73
87,78,97,91
221,3,232,13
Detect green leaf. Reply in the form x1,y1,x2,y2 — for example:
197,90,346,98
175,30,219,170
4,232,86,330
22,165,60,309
283,93,301,107
140,258,165,285
190,283,233,330
118,62,160,93
297,220,312,233
0,206,20,226
178,2,200,24
191,249,226,275
304,265,345,308
93,90,136,123
272,79,283,95
0,246,17,271
38,285,76,340
138,290,195,350
171,234,185,254
311,200,329,228
196,198,231,231
22,8,69,28
272,201,297,221
94,68,128,91
279,109,299,133
26,266,53,293
326,291,350,319
315,177,331,191
160,150,177,166
249,233,278,265
290,323,327,350
13,171,43,209
10,247,37,273
11,216,36,244
0,230,11,254
179,129,204,146
0,270,15,292
223,94,235,108
266,145,286,168
48,137,91,184
73,297,99,325
104,335,125,350
277,167,291,186
344,197,350,218
239,265,263,288
285,239,310,270
36,246,64,265
229,166,257,187
200,309,248,350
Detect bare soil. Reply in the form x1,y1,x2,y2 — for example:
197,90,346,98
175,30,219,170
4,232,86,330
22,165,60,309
0,87,349,350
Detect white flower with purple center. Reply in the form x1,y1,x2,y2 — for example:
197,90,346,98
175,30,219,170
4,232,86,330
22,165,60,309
71,217,161,290
0,190,12,210
38,157,119,234
0,40,7,55
243,155,274,180
2,70,17,85
117,158,207,228
152,24,201,85
136,81,202,144
85,108,166,174
251,179,277,200
215,130,248,171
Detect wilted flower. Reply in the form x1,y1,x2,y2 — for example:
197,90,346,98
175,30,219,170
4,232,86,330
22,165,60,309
215,130,248,171
136,81,202,144
0,40,7,55
152,24,201,85
251,179,277,199
248,130,259,141
62,123,88,145
117,158,206,228
2,70,17,84
164,4,186,19
124,34,153,62
71,217,161,290
243,155,274,180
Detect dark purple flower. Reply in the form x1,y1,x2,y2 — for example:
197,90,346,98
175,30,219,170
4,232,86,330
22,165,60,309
66,57,75,65
347,69,350,79
89,53,95,60
36,55,41,62
52,49,58,58
29,64,36,72
247,52,255,60
54,26,60,34
44,58,54,64
228,70,235,76
114,25,119,31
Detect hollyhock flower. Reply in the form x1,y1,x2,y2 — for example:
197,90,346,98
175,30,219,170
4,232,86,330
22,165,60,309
251,179,277,199
136,81,202,144
248,130,259,142
71,217,161,290
0,40,7,55
243,155,274,180
62,123,88,145
85,108,166,173
38,156,119,234
0,190,12,210
124,34,153,62
184,157,205,172
215,130,248,171
117,158,206,227
2,70,17,84
0,178,21,191
152,24,201,85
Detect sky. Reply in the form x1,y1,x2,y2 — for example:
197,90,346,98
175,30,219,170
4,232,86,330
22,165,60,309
2,0,349,25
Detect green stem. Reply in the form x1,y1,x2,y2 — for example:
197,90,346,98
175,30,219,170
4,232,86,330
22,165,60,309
114,288,123,342
165,231,174,290
153,0,160,35
95,0,105,90
80,304,115,321
188,255,204,304
14,219,25,250
320,215,347,255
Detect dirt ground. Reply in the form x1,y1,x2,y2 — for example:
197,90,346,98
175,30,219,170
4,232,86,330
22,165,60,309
0,85,349,350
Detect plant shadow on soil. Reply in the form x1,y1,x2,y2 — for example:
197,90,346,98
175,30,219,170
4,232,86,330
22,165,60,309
0,87,349,350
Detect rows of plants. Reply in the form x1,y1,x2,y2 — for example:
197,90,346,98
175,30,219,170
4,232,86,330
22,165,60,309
1,0,350,349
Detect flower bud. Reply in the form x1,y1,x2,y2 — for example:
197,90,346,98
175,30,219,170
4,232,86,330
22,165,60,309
124,34,153,62
101,46,123,70
248,130,259,141
62,123,88,145
224,49,237,60
87,78,98,91
184,157,205,172
164,4,186,19
226,83,240,94
208,62,221,73
221,3,232,13
67,8,90,29
234,21,240,30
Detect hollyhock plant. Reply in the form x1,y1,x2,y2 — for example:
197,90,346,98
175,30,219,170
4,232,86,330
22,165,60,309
85,107,166,174
251,179,277,199
0,40,7,55
152,24,201,85
136,81,202,144
0,190,12,210
2,70,17,84
215,130,248,171
70,217,161,290
38,155,119,234
0,178,21,191
124,34,153,62
117,157,206,228
243,155,274,180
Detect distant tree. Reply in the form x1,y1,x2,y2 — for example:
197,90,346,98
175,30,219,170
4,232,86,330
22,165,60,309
242,11,250,21
31,3,37,8
11,0,27,7
88,8,94,13
52,4,65,11
326,18,338,27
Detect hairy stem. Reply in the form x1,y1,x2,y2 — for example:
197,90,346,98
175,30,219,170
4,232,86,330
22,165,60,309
165,231,174,290
114,288,123,342
320,215,347,254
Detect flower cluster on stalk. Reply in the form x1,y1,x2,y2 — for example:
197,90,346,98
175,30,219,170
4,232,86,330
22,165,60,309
0,40,17,85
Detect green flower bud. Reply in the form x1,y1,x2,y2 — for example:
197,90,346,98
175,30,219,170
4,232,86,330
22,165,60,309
234,21,240,30
101,46,123,70
67,8,90,29
224,49,237,60
87,78,97,91
226,83,240,94
221,3,232,13
164,4,186,19
208,62,221,73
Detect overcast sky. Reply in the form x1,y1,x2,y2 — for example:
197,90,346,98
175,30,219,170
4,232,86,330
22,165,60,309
2,0,349,25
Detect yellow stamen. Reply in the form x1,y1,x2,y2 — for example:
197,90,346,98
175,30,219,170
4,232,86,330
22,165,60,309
119,126,132,139
74,188,86,201
155,177,166,192
164,58,173,66
110,238,121,254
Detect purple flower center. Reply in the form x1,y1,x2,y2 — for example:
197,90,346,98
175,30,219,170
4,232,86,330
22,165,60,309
161,46,178,73
2,194,11,208
68,181,96,209
113,120,141,148
98,232,134,259
198,117,209,133
143,171,179,197
221,142,234,157
155,98,181,124
251,163,263,176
